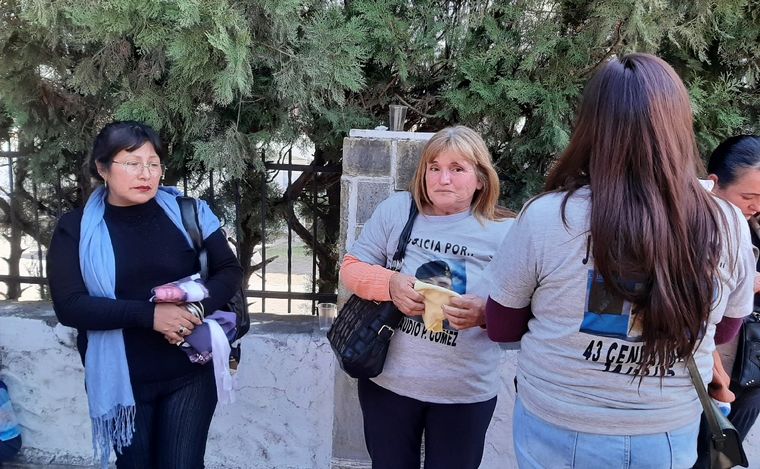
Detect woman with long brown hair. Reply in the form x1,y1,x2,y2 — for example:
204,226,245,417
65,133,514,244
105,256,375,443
485,54,755,467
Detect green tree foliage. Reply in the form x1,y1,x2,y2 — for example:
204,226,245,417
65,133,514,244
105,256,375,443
1,0,759,297
0,0,366,292
342,0,760,206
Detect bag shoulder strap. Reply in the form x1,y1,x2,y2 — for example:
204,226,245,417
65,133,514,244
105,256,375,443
177,196,209,280
389,199,418,272
687,355,727,447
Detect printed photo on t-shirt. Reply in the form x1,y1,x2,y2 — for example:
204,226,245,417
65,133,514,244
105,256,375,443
580,270,644,341
415,258,467,295
396,258,467,345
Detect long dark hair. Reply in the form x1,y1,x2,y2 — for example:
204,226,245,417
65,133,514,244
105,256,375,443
708,135,760,187
545,53,725,376
88,121,165,182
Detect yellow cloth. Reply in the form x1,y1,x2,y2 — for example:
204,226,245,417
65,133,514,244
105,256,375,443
413,280,460,333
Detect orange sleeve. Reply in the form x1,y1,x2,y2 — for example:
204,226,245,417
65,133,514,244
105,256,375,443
340,254,394,302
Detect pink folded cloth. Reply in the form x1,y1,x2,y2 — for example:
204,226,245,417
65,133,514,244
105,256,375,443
150,274,208,303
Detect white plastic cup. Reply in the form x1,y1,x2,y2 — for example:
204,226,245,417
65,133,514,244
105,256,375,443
389,105,408,131
713,398,731,416
318,303,337,331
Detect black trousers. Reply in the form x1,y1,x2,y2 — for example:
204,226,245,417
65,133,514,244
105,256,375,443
358,378,497,469
693,383,760,469
116,365,217,469
0,435,21,465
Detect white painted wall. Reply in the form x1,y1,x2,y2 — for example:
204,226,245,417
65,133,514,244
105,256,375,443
0,303,334,469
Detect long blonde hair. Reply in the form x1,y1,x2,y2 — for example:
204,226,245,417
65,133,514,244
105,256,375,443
410,125,512,221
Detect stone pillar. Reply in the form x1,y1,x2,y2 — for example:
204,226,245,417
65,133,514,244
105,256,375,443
332,129,433,468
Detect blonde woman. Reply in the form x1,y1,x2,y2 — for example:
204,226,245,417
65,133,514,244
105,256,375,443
340,126,514,469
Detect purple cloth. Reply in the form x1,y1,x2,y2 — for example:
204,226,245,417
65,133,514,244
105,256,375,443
714,316,744,345
181,311,237,364
150,275,208,303
485,297,532,343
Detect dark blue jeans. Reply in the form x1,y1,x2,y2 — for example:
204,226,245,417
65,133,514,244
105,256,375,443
0,434,21,464
116,365,217,469
358,378,497,469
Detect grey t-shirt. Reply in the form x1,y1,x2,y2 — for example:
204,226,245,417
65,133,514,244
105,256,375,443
349,192,513,403
485,187,755,434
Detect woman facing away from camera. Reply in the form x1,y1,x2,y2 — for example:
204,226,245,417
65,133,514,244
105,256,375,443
340,125,514,469
47,121,243,469
484,54,755,468
693,135,760,468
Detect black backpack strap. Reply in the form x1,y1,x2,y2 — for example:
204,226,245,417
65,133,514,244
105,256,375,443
177,196,209,280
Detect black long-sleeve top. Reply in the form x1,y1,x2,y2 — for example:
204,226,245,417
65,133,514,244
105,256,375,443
47,198,244,384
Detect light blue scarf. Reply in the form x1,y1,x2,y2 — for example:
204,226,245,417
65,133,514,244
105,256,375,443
79,186,220,467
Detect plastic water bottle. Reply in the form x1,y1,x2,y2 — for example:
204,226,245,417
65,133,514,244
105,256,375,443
712,398,731,416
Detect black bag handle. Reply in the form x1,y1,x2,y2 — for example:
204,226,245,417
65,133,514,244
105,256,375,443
177,196,209,280
687,355,727,448
389,199,418,272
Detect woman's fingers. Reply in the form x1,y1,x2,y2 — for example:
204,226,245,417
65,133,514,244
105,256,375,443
154,303,203,342
443,295,485,329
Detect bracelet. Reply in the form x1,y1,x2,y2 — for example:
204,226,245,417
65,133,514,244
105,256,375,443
185,302,205,320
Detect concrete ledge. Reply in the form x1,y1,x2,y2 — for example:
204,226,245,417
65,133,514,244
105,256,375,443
348,130,435,141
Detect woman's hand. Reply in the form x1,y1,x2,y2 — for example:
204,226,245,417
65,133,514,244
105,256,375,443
389,272,425,316
443,295,485,330
708,350,736,403
153,303,203,345
754,272,760,294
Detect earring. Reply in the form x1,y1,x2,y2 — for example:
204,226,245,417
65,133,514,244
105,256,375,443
104,179,108,188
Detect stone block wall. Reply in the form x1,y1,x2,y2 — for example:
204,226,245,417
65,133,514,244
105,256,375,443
333,129,434,467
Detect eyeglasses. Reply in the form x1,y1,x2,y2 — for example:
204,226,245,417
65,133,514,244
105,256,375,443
112,160,165,176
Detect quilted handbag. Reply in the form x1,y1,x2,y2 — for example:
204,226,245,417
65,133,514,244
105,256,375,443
327,201,418,379
732,312,760,389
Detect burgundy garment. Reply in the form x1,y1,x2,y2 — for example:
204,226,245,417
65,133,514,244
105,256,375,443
714,315,744,345
484,297,531,343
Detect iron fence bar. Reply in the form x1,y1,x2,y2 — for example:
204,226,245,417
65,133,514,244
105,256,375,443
265,162,341,172
243,289,337,302
31,179,46,299
6,152,19,300
311,166,318,316
232,178,243,261
286,148,293,314
55,168,63,218
208,169,216,211
260,148,267,314
0,275,47,285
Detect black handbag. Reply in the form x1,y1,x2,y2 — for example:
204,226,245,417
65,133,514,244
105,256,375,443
177,196,250,367
732,312,760,389
327,201,418,379
687,355,749,469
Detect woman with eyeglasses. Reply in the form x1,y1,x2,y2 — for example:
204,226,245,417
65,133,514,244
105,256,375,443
47,121,243,469
692,135,760,468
